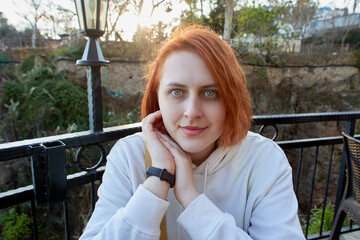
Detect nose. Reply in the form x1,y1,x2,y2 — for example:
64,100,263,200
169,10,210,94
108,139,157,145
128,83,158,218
184,96,202,119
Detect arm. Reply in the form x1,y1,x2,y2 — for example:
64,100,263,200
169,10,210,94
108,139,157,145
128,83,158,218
177,167,304,240
79,138,170,240
81,111,177,239
161,133,304,240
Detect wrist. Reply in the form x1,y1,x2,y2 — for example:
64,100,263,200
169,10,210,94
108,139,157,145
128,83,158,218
146,167,176,188
152,163,175,175
180,190,200,208
143,176,170,200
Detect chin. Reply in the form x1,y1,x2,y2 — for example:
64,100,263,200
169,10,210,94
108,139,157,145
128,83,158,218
178,140,210,154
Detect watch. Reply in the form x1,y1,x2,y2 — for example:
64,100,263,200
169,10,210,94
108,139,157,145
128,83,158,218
146,167,175,188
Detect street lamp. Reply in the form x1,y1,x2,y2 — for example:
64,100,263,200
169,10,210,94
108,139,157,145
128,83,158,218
75,0,110,132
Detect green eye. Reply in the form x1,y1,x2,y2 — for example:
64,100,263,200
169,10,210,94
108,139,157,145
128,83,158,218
171,90,183,96
204,90,217,97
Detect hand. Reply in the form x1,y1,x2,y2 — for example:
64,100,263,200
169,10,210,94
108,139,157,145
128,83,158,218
142,110,175,174
157,132,200,208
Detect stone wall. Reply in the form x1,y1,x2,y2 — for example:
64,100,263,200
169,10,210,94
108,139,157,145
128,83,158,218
242,65,358,90
55,59,147,95
55,59,147,112
55,59,360,114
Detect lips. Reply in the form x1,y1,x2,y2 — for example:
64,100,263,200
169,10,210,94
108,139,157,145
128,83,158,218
181,126,206,136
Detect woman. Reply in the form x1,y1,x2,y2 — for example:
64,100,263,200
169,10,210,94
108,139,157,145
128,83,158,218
80,25,305,240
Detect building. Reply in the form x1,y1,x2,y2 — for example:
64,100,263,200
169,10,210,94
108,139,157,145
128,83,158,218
304,7,360,38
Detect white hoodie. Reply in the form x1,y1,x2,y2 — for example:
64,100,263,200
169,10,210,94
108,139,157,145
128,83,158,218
80,131,305,240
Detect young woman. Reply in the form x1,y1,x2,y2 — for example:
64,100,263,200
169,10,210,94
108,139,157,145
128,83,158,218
80,25,305,240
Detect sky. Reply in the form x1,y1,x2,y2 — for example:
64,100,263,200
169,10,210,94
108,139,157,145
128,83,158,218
0,0,358,41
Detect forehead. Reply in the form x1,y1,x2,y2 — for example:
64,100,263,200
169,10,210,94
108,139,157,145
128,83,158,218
160,51,215,85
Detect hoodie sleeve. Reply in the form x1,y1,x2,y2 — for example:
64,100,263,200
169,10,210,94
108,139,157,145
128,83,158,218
79,138,170,240
177,167,305,240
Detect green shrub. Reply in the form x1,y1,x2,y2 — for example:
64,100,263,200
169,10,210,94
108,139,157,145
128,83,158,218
3,80,24,103
53,45,85,59
0,208,32,240
103,106,141,127
301,201,350,235
353,49,360,67
2,65,89,139
19,54,36,73
70,45,85,59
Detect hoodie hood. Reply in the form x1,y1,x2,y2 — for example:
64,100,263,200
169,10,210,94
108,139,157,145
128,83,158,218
192,139,242,175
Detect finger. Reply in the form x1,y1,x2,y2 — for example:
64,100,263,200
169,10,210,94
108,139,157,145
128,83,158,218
157,133,188,161
142,111,162,140
157,131,182,152
142,110,162,128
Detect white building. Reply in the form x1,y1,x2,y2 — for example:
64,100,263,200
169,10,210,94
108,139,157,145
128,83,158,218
231,34,301,53
304,7,360,38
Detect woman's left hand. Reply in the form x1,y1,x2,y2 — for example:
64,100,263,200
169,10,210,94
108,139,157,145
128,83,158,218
157,132,200,208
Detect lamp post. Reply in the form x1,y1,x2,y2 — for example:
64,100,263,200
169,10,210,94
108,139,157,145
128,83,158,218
75,0,110,132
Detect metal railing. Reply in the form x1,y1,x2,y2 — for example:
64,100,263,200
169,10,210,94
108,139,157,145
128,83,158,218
0,112,359,239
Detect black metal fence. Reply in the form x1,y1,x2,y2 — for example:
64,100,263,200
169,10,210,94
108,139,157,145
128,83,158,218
1,112,360,239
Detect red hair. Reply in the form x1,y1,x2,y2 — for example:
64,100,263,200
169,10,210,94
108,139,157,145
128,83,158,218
141,25,253,147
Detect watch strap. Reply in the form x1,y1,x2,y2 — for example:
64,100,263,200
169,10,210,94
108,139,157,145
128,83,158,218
146,166,175,188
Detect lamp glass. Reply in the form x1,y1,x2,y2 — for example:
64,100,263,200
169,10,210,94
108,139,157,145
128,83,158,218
85,0,97,30
75,0,85,30
99,0,109,31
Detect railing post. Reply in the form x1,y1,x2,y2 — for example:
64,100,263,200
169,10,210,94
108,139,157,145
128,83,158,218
30,141,67,205
31,145,48,205
334,119,356,214
87,66,103,132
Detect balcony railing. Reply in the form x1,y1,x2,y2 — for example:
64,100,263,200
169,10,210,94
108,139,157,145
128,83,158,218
0,112,359,239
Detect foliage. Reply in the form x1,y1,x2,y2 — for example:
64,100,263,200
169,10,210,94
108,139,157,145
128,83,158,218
236,5,284,38
19,54,36,74
207,0,224,35
2,64,89,140
53,45,85,59
285,0,318,39
346,29,360,48
0,208,32,240
103,106,141,128
0,11,45,49
232,4,291,61
180,0,224,35
300,201,350,235
353,49,360,66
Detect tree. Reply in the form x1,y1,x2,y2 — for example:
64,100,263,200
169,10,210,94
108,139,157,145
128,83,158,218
286,0,317,39
0,12,15,38
236,5,284,38
223,0,239,42
234,4,290,61
131,0,171,42
0,12,39,49
49,1,78,37
207,0,225,34
180,0,207,25
339,13,360,47
105,0,131,41
17,0,47,47
353,0,359,13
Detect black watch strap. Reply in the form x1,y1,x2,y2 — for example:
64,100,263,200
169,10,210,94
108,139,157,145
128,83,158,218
146,167,175,188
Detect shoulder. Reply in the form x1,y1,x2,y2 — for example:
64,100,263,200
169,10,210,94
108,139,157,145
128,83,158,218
242,131,285,158
107,132,145,170
110,132,144,154
231,131,290,174
234,132,293,199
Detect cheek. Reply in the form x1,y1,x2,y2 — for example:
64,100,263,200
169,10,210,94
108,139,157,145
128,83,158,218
159,100,177,128
211,105,226,129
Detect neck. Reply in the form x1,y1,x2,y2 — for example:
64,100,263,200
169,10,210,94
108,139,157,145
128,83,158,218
190,142,217,166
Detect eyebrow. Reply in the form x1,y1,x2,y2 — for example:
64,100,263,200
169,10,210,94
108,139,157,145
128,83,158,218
165,82,218,88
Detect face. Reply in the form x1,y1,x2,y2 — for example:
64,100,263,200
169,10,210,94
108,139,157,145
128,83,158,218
158,50,226,164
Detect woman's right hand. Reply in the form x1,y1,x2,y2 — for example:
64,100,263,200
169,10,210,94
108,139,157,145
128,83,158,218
142,110,175,174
